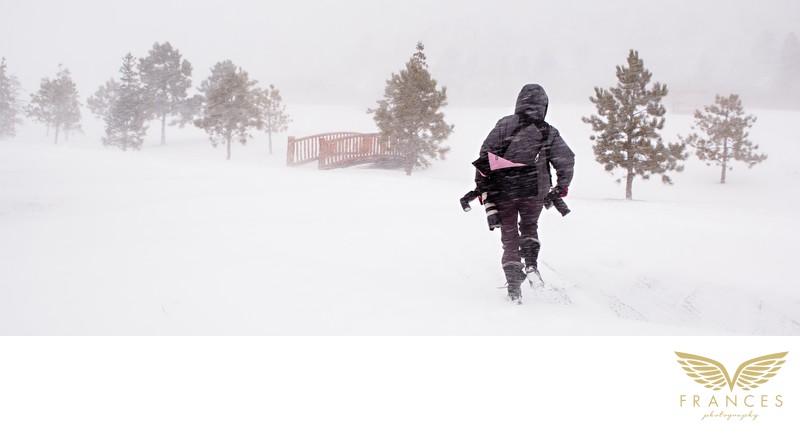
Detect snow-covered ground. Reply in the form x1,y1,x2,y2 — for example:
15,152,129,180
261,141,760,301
2,103,798,335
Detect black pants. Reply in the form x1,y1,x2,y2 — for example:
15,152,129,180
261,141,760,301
496,197,544,281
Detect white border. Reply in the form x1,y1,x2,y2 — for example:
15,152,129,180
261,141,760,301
0,337,797,433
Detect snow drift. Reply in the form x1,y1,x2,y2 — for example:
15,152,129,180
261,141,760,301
1,104,798,335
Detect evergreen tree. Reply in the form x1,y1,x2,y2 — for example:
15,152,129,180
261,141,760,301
257,84,290,155
173,94,204,128
369,42,453,175
56,68,83,141
139,42,193,145
103,54,148,151
0,57,22,141
26,77,55,136
583,50,686,200
195,60,261,160
676,94,766,183
87,79,120,120
25,66,82,144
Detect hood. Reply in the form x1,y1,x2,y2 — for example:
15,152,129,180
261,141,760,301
514,84,549,121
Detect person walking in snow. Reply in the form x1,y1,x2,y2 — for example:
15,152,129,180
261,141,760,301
471,84,575,302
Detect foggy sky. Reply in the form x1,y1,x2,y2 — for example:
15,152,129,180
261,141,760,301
2,0,798,108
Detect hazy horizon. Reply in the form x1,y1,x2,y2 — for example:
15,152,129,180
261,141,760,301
2,0,799,110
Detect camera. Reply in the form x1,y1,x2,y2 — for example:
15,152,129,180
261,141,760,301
460,190,501,231
544,189,570,216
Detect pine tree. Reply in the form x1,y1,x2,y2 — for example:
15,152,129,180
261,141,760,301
195,60,261,160
26,77,56,136
676,94,766,183
173,94,204,128
56,68,83,141
139,42,193,145
583,50,686,200
0,57,22,141
87,79,120,120
369,42,454,175
103,54,148,151
257,84,290,155
25,66,82,144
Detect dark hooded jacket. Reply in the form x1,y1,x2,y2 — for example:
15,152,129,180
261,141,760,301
473,84,575,202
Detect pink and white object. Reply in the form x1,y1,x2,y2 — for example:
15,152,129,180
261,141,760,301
487,152,526,171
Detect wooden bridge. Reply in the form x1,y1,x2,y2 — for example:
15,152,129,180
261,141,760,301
286,132,404,169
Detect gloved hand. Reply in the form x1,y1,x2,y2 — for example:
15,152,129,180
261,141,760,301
554,186,569,198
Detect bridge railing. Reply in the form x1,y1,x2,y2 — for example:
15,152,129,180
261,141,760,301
319,133,402,169
287,132,404,169
286,132,362,166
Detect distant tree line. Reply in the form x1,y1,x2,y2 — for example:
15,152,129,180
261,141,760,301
1,42,773,190
0,42,290,159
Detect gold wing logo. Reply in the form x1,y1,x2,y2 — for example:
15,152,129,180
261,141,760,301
675,352,788,392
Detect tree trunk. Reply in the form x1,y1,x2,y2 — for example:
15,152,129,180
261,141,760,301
267,116,273,155
625,169,634,200
54,123,60,145
268,132,273,155
160,114,166,145
227,137,232,160
720,162,727,184
403,139,414,175
720,138,728,184
625,146,634,200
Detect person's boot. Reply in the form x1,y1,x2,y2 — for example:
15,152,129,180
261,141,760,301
520,237,541,273
520,237,543,286
507,281,522,303
503,262,525,303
